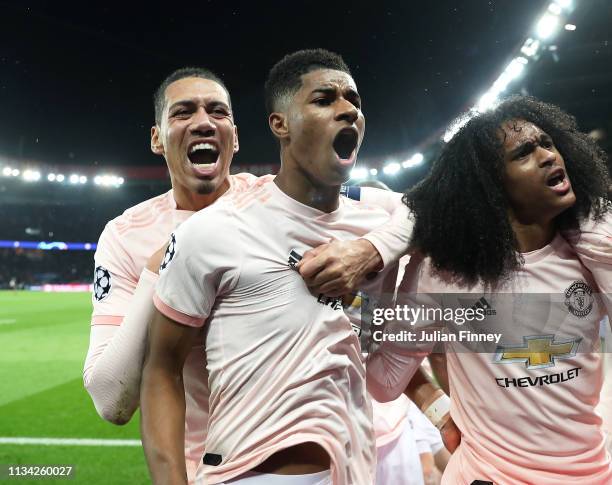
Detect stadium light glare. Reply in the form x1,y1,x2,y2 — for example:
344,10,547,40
350,167,368,180
2,167,11,176
79,175,87,184
369,168,378,176
23,170,41,182
520,38,541,57
554,0,572,10
11,169,20,177
548,3,562,15
47,173,56,182
476,91,498,113
536,13,560,39
94,175,102,185
383,162,401,176
411,153,424,165
69,174,79,184
118,177,124,185
56,174,65,182
564,23,576,30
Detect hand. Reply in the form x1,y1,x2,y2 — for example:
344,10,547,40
146,244,168,274
439,416,461,453
298,239,383,297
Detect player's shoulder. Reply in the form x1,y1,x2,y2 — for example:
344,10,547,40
229,172,275,193
105,190,173,234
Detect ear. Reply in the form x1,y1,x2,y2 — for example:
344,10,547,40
151,125,164,155
268,112,289,141
233,125,240,153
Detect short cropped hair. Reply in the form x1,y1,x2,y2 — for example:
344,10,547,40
264,49,351,114
153,67,231,125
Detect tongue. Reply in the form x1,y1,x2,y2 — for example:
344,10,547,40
189,150,217,165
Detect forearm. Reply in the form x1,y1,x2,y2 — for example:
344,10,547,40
362,203,413,269
83,269,158,424
404,367,441,409
428,353,450,396
366,343,428,402
141,361,188,485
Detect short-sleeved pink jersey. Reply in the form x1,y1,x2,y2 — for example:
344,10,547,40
90,173,272,479
154,180,400,484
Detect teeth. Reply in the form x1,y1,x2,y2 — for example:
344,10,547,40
193,163,215,168
189,142,217,154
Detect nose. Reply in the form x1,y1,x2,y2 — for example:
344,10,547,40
191,107,216,137
335,98,359,125
536,145,556,168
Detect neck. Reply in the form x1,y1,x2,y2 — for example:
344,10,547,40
509,212,556,253
274,154,341,213
171,179,231,211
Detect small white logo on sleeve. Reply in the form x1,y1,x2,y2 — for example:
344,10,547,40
159,233,177,272
93,266,112,301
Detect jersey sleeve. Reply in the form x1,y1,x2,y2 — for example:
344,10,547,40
83,268,158,423
91,221,138,325
366,255,438,402
562,210,612,317
154,206,242,327
356,187,414,269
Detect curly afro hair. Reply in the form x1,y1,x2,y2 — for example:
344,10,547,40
404,95,611,286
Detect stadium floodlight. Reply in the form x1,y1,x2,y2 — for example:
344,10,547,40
2,167,11,176
383,162,401,175
564,23,576,30
548,3,562,15
11,169,20,177
56,174,65,182
23,170,41,182
350,167,368,180
79,175,87,184
476,91,498,113
94,175,102,185
521,38,541,58
411,153,424,165
554,0,572,10
69,174,79,184
118,177,124,185
369,168,378,176
48,173,56,182
401,153,424,169
536,13,560,39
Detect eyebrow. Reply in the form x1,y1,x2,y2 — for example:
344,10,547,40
310,86,361,102
507,132,551,158
168,99,230,112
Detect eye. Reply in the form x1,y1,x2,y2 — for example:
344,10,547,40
515,143,534,160
211,107,230,117
173,109,190,118
314,98,332,106
541,138,554,149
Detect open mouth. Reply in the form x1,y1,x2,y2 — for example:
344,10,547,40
333,128,359,161
188,142,219,167
546,168,571,194
546,169,565,188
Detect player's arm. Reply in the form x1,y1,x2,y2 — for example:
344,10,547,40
83,223,158,424
141,309,198,485
428,353,450,396
299,187,412,296
561,207,612,316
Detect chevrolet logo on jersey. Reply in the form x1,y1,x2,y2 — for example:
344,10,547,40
494,335,581,370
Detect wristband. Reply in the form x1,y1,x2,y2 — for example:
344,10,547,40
423,394,451,429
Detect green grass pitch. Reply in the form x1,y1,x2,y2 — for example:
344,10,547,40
0,291,149,484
